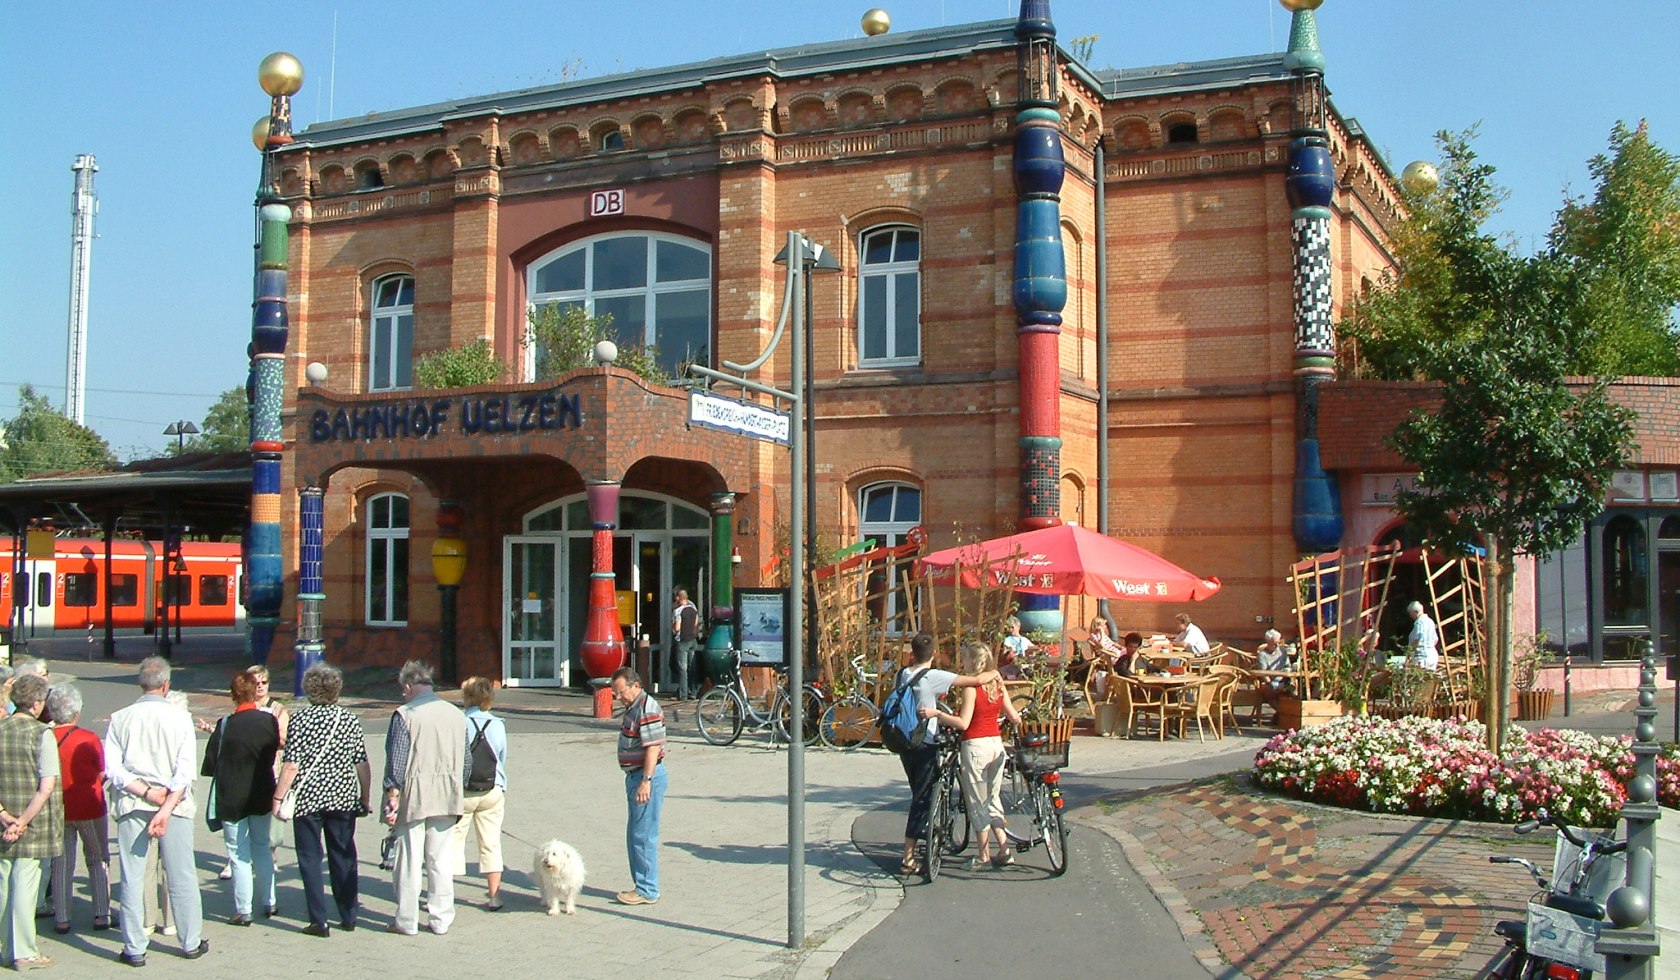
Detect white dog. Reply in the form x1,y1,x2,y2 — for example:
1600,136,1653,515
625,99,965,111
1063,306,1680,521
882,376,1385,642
533,839,587,916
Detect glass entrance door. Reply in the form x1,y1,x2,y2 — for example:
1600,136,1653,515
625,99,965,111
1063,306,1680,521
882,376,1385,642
503,536,566,687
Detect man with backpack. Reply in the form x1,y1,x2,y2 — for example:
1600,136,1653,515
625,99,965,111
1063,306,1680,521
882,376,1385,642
880,633,1000,876
671,589,700,701
451,677,507,911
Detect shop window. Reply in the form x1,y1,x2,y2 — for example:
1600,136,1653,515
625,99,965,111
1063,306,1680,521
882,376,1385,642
366,493,410,626
111,574,139,607
64,573,96,607
528,233,712,379
859,481,922,631
1535,531,1589,657
1603,515,1648,628
369,274,415,392
200,574,231,607
857,226,920,366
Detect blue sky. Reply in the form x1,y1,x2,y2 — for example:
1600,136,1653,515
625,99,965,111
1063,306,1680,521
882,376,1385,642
3,0,1676,458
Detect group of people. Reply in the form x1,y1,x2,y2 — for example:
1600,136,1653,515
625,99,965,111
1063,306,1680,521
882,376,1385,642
0,654,670,971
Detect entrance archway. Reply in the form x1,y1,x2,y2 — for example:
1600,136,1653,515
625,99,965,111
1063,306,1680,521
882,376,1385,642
504,491,709,688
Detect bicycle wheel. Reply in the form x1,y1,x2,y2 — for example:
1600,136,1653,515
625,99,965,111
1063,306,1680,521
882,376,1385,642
999,756,1033,846
1034,780,1069,876
944,771,971,855
774,684,825,745
819,696,879,749
696,688,744,746
926,775,947,881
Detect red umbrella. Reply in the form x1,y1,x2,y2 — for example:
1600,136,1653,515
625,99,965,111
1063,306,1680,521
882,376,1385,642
920,524,1221,602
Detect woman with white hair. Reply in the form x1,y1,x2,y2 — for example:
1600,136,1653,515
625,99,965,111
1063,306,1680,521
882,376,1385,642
47,683,111,934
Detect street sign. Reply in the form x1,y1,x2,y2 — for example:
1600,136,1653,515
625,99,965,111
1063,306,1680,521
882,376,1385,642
688,390,791,445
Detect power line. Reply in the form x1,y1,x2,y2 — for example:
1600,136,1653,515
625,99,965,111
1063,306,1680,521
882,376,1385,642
0,380,227,399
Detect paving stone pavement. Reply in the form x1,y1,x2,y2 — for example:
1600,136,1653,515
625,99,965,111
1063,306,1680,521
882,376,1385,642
1083,775,1557,979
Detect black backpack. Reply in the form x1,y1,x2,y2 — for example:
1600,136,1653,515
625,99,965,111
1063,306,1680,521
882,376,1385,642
466,719,498,792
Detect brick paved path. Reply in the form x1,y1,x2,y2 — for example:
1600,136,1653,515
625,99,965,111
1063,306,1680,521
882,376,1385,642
1083,777,1553,979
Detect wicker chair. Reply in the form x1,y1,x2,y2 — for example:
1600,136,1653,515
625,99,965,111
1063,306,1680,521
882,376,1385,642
1124,677,1171,741
1205,664,1249,736
1163,675,1223,742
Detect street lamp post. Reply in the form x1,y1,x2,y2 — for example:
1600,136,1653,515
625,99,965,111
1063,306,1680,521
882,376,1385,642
163,420,199,454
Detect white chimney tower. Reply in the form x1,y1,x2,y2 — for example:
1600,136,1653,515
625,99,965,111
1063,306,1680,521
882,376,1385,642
65,154,98,426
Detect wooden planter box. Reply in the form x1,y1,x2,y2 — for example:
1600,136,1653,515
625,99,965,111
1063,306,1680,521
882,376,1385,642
1516,689,1556,721
1276,696,1349,730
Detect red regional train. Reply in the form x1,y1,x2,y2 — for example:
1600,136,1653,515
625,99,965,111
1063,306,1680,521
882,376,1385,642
1,539,245,636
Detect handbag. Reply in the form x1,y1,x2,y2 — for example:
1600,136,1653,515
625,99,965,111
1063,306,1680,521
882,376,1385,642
277,708,345,821
203,719,225,833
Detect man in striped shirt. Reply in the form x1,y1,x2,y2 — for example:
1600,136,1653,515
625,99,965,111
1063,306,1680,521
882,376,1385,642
610,667,665,906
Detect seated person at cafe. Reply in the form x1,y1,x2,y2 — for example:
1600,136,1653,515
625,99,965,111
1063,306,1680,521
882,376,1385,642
1065,617,1121,698
1255,628,1293,714
1114,632,1144,678
1173,613,1210,655
997,616,1035,680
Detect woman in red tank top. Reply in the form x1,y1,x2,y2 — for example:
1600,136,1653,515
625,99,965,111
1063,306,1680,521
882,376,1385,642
921,642,1021,869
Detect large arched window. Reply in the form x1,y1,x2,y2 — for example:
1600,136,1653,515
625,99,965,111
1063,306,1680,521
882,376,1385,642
857,226,920,366
366,493,410,626
1603,514,1648,628
527,232,711,378
859,481,922,631
369,275,414,391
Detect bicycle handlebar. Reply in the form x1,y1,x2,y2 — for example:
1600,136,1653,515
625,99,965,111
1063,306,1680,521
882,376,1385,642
1530,807,1626,852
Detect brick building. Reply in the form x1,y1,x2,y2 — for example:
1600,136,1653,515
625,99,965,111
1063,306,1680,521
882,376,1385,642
267,13,1404,687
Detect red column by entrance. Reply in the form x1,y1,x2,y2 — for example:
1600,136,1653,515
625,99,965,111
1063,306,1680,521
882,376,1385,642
579,480,627,691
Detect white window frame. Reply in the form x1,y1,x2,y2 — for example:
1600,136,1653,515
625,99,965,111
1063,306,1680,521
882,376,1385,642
369,274,414,392
525,232,712,380
858,481,923,632
857,225,921,367
365,492,410,626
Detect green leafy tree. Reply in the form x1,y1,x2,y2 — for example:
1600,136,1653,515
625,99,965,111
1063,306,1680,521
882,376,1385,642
172,387,251,455
1345,124,1680,379
525,305,668,384
0,384,118,482
1387,325,1636,753
412,339,507,389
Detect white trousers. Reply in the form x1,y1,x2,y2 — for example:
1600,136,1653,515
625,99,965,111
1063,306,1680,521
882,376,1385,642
391,816,456,934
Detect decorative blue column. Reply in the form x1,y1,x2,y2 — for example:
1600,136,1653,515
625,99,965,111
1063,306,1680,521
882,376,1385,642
1012,0,1069,637
293,486,324,695
1282,1,1343,554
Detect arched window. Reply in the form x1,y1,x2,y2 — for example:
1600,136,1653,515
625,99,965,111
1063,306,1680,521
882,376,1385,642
527,233,711,378
369,274,414,391
1166,121,1199,145
366,493,410,626
857,226,920,366
1603,514,1648,628
859,481,922,631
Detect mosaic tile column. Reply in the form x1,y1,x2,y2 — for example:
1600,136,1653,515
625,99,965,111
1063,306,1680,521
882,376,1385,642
293,486,324,695
1283,1,1343,555
1012,0,1068,635
703,492,736,683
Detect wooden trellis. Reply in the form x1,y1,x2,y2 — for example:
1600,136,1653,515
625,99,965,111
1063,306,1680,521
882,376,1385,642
1288,543,1403,680
1421,548,1488,711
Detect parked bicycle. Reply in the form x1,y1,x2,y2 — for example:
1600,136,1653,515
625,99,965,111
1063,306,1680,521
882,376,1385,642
923,728,971,880
695,649,825,747
1489,807,1627,979
998,731,1069,876
818,654,882,750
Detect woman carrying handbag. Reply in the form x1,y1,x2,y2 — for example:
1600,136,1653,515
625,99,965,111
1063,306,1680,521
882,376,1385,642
202,671,280,926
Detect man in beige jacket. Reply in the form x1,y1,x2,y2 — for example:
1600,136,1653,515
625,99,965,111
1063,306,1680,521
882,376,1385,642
381,661,465,936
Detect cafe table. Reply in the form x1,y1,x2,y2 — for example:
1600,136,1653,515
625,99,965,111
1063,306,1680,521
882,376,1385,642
1126,672,1209,739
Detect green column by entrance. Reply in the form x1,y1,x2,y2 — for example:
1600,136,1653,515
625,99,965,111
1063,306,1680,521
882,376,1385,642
704,491,736,683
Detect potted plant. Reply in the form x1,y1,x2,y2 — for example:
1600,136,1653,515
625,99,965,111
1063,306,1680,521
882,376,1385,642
1512,630,1555,721
1009,647,1074,744
1276,639,1365,729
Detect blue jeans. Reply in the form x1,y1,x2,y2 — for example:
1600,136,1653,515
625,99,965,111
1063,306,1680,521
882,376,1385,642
222,815,275,916
624,765,666,900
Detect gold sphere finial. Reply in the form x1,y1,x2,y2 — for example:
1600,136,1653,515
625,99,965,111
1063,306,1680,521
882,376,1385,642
252,115,273,151
258,52,305,97
862,8,891,36
1400,160,1440,197
1279,0,1324,11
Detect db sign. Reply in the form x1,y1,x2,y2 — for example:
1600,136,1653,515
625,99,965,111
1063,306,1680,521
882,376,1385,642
589,189,625,217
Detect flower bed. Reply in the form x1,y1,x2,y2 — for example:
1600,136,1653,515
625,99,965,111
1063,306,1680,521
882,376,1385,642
1252,714,1680,827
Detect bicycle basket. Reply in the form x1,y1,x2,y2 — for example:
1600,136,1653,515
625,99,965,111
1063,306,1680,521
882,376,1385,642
1525,902,1605,973
1012,736,1070,773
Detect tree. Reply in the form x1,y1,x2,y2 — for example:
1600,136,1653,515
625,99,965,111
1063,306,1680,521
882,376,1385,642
0,384,118,482
1387,325,1636,753
1344,124,1680,380
171,387,251,456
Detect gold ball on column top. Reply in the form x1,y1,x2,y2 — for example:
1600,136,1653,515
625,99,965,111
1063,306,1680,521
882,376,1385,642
252,116,273,151
258,52,305,97
1279,0,1324,11
1400,160,1440,197
862,8,891,36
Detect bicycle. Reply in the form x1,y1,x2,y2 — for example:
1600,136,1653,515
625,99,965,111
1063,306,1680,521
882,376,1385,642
922,729,971,881
695,649,825,747
1489,807,1627,979
818,654,883,749
997,731,1069,876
